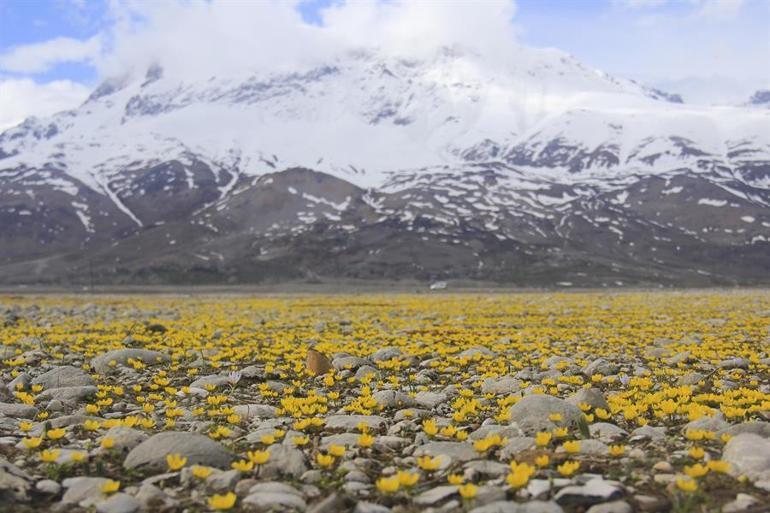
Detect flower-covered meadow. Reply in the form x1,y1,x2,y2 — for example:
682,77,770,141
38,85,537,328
0,292,768,512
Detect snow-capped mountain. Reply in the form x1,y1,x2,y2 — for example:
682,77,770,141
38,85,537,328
1,46,768,286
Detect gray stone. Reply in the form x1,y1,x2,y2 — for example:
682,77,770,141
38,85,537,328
370,347,402,361
96,493,140,513
414,442,479,462
722,493,760,513
32,366,93,389
469,501,565,513
373,390,416,409
567,388,609,411
586,501,632,513
481,377,521,395
499,437,536,459
458,347,496,358
260,445,308,479
589,423,627,442
682,414,729,434
353,502,391,513
414,485,458,506
37,385,97,403
0,402,38,419
91,349,170,374
36,479,61,495
134,483,178,510
325,415,386,431
61,476,110,506
719,358,750,369
308,493,352,513
720,421,770,439
233,404,277,419
723,433,770,480
508,395,584,434
123,432,233,470
555,478,623,507
355,366,380,380
320,433,360,449
470,424,524,440
248,482,303,496
463,460,510,478
414,391,448,408
100,426,148,452
629,426,666,441
0,458,31,502
582,358,616,376
190,374,231,389
333,356,370,370
556,439,608,456
678,372,707,386
205,469,240,492
243,491,307,510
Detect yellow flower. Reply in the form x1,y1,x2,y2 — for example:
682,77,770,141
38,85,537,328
101,437,115,449
39,449,60,463
684,463,709,478
316,453,335,468
535,454,550,467
231,459,254,472
101,480,120,494
70,451,86,463
707,460,731,473
357,433,375,448
422,419,438,436
675,476,697,493
247,450,270,465
292,435,310,446
458,483,478,500
18,421,33,433
208,492,237,510
688,446,705,459
562,440,580,454
83,420,101,431
328,444,345,457
166,453,188,471
22,437,42,449
557,460,580,477
397,470,419,487
192,465,213,479
535,431,552,447
506,469,530,489
553,427,569,438
548,413,563,422
608,445,625,457
417,455,442,471
376,476,400,494
260,434,276,445
447,474,464,485
46,428,66,440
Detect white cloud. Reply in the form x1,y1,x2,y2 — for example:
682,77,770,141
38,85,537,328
695,0,746,19
0,35,101,73
0,78,90,130
618,0,670,8
98,0,518,80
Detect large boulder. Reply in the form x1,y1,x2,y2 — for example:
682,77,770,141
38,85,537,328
91,349,170,374
123,432,233,471
508,395,584,435
722,433,770,481
32,366,94,389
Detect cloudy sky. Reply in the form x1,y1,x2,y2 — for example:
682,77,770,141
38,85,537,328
0,0,768,131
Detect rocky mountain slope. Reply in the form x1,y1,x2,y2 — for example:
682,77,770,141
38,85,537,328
0,46,768,287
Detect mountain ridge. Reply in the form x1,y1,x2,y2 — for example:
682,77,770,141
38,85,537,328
1,46,768,286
